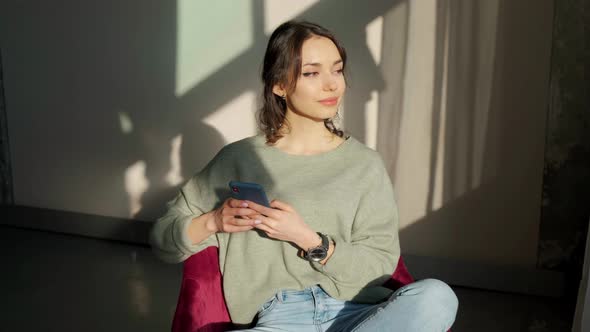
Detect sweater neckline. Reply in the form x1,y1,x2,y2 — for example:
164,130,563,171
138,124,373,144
255,134,354,160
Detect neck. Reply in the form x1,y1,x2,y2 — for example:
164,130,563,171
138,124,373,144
274,109,343,155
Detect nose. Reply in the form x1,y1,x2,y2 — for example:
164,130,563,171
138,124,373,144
323,74,338,91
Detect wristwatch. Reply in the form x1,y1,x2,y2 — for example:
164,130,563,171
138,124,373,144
305,232,329,262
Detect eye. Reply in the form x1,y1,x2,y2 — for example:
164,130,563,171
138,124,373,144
302,72,318,77
335,68,344,75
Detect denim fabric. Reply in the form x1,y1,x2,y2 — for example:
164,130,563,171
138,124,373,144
233,279,458,332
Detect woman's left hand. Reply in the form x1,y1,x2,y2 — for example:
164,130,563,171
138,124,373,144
246,199,321,250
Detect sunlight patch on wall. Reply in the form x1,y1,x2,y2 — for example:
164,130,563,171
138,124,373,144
432,4,450,211
366,16,383,65
165,134,184,187
175,0,253,97
125,161,150,218
395,0,437,230
118,111,134,134
264,0,320,34
365,91,379,150
202,91,257,144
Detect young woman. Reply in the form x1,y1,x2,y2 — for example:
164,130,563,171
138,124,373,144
151,21,458,331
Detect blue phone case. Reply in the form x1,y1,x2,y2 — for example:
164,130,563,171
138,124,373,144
228,181,270,207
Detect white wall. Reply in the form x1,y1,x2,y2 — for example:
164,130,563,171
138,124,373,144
0,0,553,268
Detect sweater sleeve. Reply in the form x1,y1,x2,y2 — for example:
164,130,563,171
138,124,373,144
149,169,220,264
312,156,400,291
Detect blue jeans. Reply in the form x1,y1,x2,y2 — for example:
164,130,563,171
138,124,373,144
234,279,458,332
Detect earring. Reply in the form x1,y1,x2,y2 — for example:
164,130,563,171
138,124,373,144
281,94,286,100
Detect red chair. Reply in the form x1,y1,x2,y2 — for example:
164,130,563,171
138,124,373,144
171,246,417,332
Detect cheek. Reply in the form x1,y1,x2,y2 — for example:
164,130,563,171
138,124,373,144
338,76,346,90
293,83,317,102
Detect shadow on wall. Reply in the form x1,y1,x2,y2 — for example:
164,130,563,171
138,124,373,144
0,0,405,221
1,0,557,271
128,0,406,220
395,0,553,267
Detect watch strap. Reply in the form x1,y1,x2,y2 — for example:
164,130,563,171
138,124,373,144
304,232,329,261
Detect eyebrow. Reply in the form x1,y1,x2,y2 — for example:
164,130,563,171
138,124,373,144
302,59,343,67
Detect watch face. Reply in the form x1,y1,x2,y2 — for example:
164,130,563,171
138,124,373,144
308,247,328,261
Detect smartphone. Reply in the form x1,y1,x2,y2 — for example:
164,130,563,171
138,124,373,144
228,180,271,207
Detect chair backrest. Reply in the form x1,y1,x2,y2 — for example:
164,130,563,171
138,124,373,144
172,246,415,332
172,247,231,332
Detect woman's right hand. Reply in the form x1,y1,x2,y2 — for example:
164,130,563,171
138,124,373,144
209,198,260,233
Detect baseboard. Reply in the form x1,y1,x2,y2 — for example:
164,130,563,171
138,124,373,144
403,254,565,298
0,204,565,297
0,205,151,245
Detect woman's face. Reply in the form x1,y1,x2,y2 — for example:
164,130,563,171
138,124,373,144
276,36,346,121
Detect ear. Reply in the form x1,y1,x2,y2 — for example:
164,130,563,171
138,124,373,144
272,84,286,98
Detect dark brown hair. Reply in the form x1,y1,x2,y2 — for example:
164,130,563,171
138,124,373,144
258,21,347,144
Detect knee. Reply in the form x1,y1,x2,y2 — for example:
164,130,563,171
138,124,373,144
416,278,458,317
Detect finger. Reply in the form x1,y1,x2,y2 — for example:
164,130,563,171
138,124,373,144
245,200,280,218
253,223,275,236
223,207,257,217
226,216,257,227
227,198,249,208
224,225,254,233
253,215,278,229
270,199,293,212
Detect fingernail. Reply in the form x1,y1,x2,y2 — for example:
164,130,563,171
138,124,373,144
254,219,262,225
241,202,248,207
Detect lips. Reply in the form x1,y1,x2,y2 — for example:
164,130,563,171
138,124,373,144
319,97,338,106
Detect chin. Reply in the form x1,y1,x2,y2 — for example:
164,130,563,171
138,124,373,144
324,109,339,120
314,111,338,122
292,105,339,121
317,104,339,114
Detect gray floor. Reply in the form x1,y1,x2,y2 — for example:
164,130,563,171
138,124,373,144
0,226,573,332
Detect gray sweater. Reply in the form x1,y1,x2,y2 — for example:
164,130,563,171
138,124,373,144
150,135,400,324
